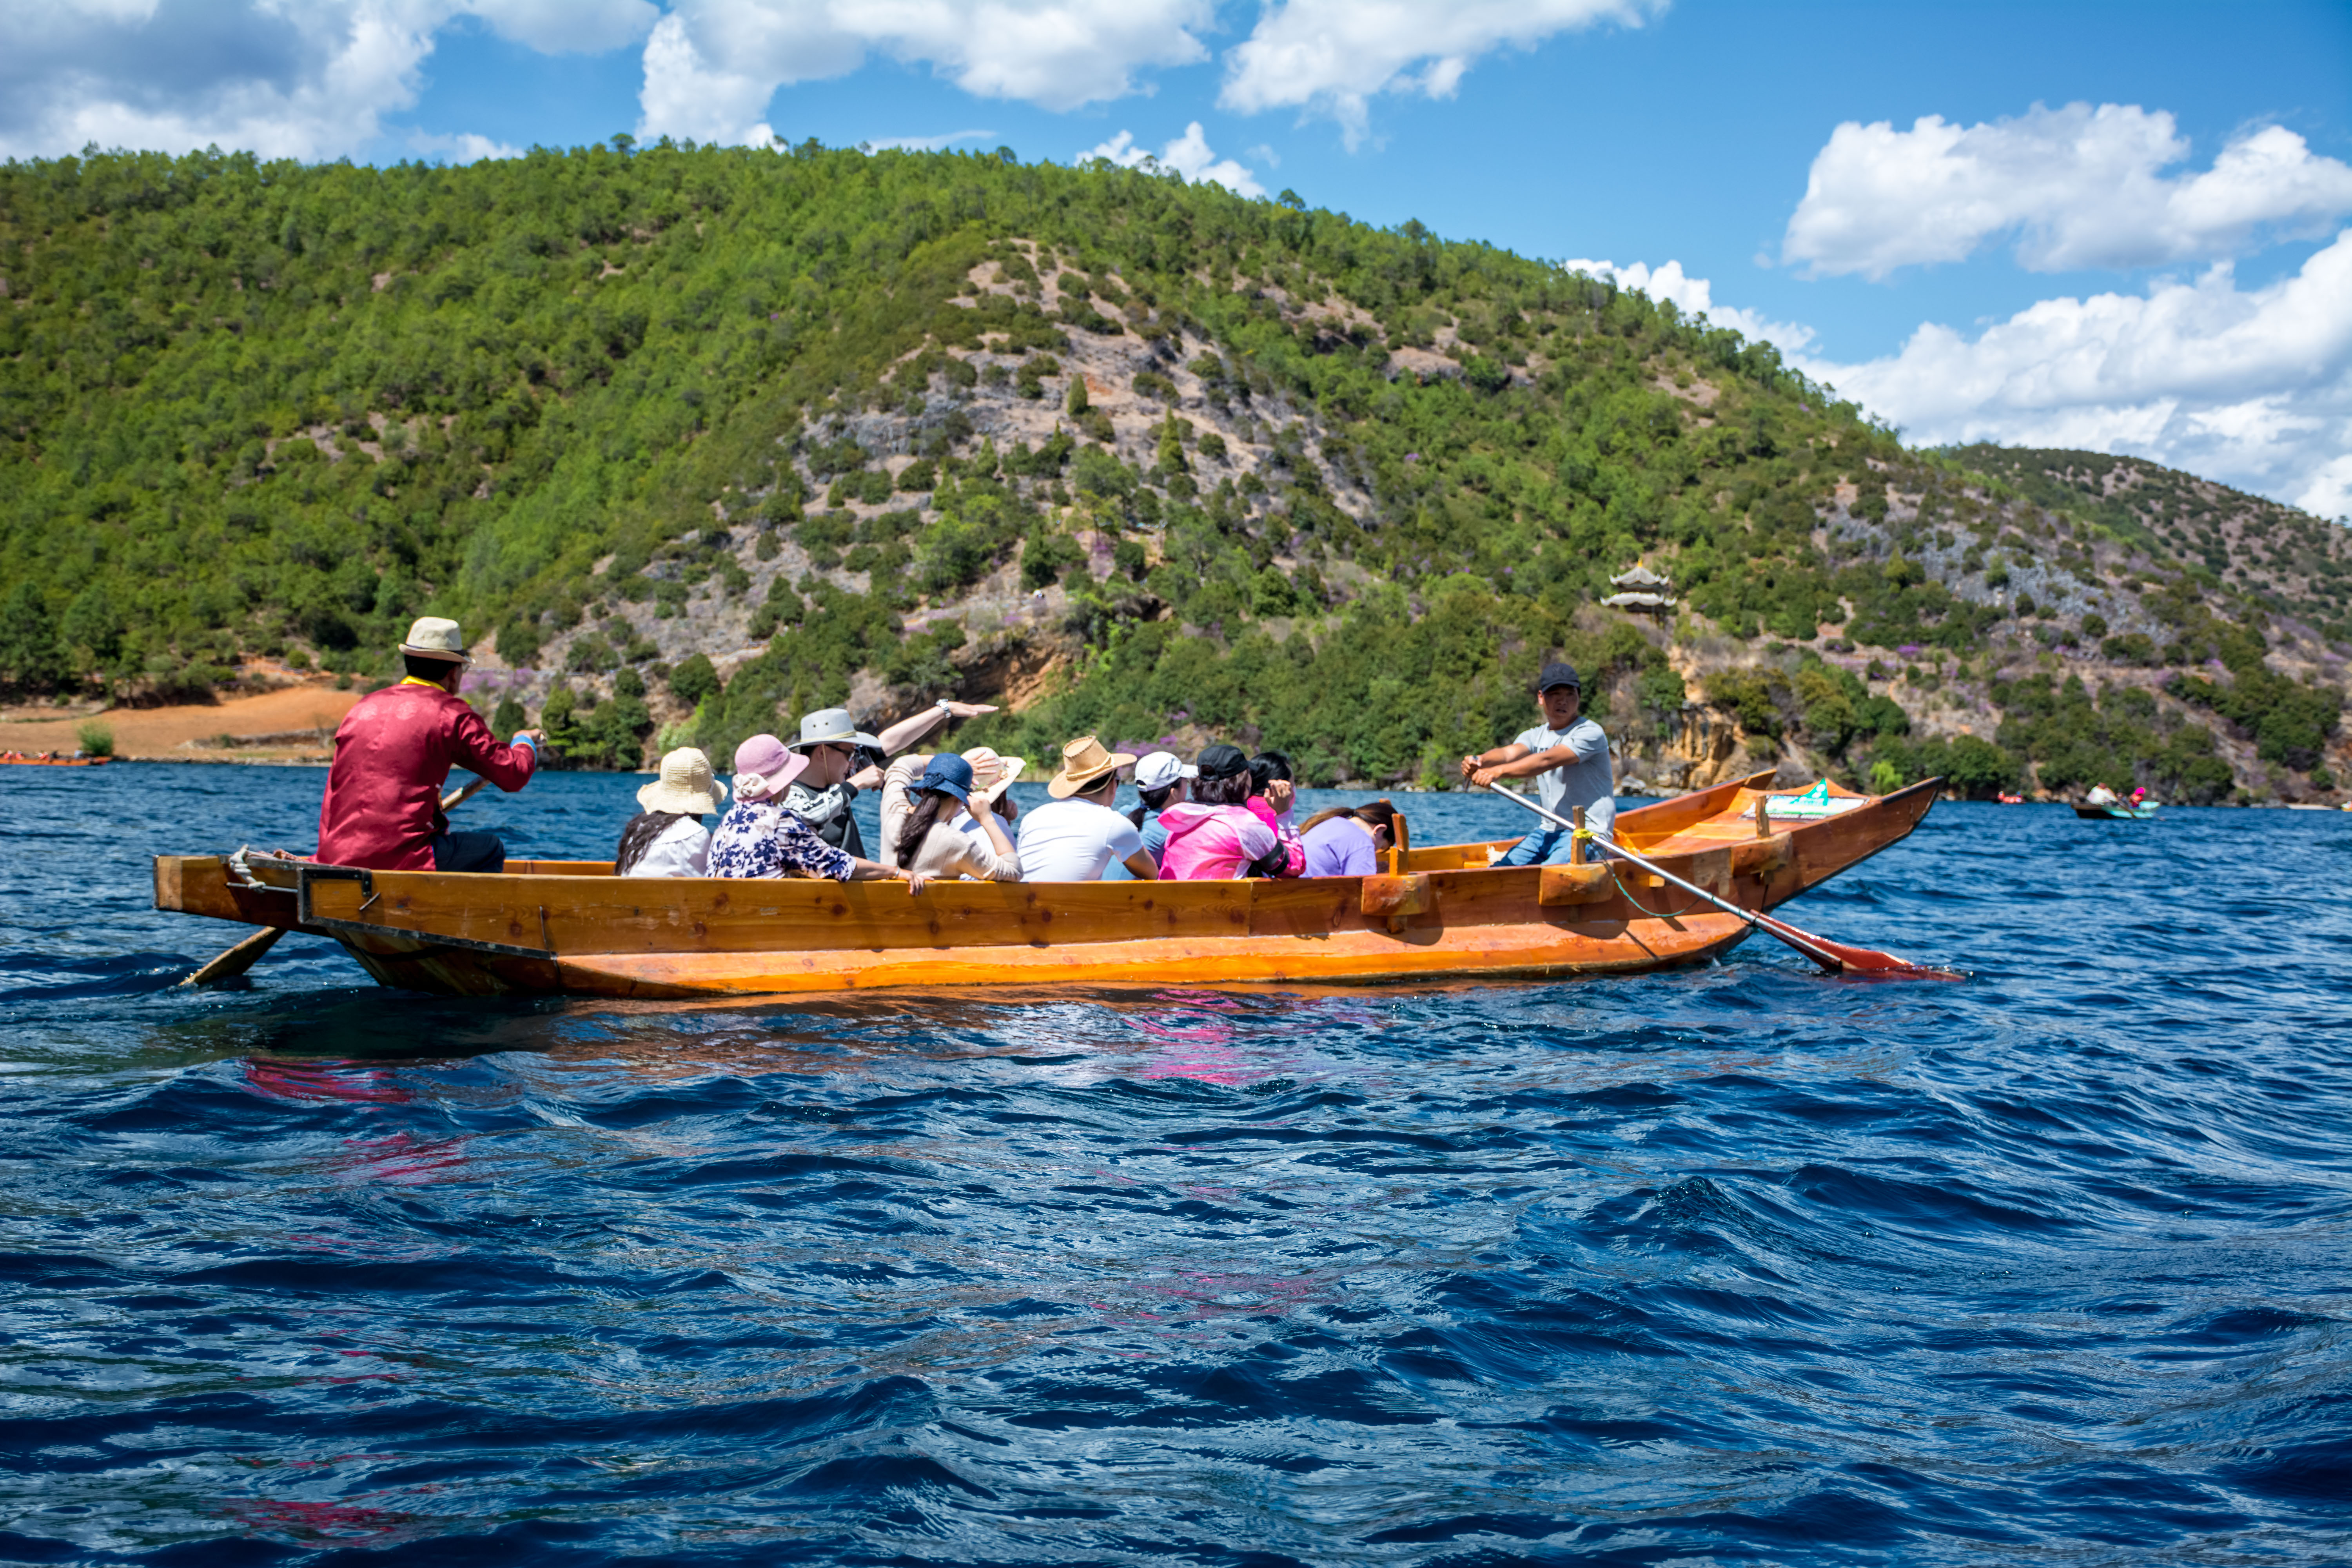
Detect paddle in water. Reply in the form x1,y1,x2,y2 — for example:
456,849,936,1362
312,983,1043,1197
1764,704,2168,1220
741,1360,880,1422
1487,782,1962,980
178,772,497,987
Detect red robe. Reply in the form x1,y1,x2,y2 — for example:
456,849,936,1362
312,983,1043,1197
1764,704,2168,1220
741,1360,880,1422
316,681,537,870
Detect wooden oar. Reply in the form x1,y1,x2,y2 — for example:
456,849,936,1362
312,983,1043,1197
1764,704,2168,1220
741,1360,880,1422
1486,783,1960,979
179,774,494,987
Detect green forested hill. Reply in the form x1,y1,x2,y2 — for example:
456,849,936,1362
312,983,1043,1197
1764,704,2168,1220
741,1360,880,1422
1,140,2343,802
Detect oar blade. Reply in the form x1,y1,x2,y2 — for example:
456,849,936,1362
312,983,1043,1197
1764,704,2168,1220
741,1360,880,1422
1753,913,1963,980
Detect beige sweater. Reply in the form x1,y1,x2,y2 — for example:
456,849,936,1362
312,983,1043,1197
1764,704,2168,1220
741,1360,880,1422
878,756,1023,881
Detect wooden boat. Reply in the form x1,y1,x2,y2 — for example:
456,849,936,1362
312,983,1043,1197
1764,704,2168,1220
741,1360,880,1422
2073,802,2158,819
2,754,111,767
151,771,1940,999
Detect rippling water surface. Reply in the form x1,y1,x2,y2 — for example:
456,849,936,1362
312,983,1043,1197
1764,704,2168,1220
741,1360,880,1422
2,764,2347,1565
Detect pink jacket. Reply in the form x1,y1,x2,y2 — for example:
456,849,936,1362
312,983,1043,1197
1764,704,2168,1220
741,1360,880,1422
1157,803,1279,880
1245,796,1307,877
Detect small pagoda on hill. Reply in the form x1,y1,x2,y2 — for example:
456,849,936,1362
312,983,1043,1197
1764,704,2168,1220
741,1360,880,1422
1602,564,1676,617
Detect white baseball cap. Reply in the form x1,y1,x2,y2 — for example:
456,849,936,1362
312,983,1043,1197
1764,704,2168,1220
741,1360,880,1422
1134,751,1199,791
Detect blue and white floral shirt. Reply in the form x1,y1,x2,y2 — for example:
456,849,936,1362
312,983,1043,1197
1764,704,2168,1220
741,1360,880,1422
707,798,856,881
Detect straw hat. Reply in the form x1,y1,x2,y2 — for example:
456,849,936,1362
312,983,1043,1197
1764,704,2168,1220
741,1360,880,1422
732,733,811,801
1046,735,1135,799
961,746,1025,806
399,616,469,665
638,748,728,815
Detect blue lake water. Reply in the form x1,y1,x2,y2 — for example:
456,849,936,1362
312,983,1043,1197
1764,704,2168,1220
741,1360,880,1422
1,763,2347,1565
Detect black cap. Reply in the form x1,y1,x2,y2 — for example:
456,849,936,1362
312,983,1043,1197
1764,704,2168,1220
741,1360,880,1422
1196,743,1250,780
1533,661,1582,695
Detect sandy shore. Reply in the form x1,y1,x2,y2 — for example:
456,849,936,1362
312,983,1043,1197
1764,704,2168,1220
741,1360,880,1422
0,684,361,763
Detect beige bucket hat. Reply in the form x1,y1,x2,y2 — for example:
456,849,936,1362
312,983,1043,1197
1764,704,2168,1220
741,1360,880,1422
961,746,1026,806
638,748,728,815
399,616,469,664
1046,735,1135,799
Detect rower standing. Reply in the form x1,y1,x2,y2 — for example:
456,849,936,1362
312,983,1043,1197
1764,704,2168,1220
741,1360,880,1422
315,617,543,871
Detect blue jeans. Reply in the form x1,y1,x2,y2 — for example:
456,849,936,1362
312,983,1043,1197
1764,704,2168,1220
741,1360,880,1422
431,830,506,873
1497,826,1612,867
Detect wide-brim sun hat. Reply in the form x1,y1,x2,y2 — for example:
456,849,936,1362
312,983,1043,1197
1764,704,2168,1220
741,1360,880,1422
1047,735,1136,799
916,753,975,803
399,616,470,664
638,747,728,815
961,747,1025,806
733,733,811,800
790,706,882,751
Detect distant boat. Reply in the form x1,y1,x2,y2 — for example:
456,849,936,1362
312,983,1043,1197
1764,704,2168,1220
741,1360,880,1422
2074,802,2159,820
1,755,111,768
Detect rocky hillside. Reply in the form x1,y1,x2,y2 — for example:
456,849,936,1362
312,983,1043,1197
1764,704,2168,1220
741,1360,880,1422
0,143,2343,803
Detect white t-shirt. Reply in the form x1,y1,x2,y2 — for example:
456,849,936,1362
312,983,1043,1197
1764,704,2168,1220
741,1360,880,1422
1016,798,1145,881
622,816,710,878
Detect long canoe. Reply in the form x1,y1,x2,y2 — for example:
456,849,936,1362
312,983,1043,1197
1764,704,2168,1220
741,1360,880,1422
2,755,111,767
2073,803,2158,819
152,772,1939,999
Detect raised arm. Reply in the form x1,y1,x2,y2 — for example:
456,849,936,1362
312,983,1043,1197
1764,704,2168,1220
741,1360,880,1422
875,699,1001,757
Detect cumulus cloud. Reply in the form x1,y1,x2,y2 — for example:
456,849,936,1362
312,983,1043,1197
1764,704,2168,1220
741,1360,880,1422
0,0,656,162
1221,0,1662,147
1784,103,2352,279
1081,122,1265,198
1562,256,1815,356
864,129,998,153
407,128,524,163
1799,230,2352,518
637,0,1214,146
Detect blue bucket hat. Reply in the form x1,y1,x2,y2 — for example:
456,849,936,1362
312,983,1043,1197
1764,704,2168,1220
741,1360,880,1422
916,753,975,802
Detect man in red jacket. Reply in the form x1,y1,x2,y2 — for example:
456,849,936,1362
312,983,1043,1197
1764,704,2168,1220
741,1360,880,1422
316,617,544,872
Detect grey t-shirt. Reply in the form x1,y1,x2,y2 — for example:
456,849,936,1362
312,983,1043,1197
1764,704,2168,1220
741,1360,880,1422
1516,717,1615,842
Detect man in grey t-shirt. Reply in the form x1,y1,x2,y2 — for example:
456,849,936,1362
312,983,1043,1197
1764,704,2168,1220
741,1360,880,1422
1459,661,1615,865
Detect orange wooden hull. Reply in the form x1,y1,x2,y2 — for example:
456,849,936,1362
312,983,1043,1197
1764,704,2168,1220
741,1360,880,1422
153,773,1938,999
2,756,111,767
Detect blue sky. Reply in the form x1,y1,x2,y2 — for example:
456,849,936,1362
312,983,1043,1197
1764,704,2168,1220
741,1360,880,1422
7,0,2350,514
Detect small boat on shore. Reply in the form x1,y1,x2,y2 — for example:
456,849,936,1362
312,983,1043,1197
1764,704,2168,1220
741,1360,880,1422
153,772,1940,999
2,755,111,767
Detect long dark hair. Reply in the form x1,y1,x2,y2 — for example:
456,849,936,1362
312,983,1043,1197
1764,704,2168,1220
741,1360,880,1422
894,789,954,868
1298,799,1398,838
615,810,694,873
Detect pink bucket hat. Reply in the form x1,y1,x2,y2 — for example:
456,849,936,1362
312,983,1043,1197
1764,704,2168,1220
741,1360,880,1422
732,733,810,801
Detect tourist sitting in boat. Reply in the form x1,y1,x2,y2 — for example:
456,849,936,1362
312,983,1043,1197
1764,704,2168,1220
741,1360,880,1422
614,748,727,877
314,617,542,873
1158,744,1289,880
1017,736,1160,880
1107,750,1198,879
1245,751,1307,877
1460,661,1616,866
1298,800,1399,877
710,733,926,887
948,747,1023,848
781,700,998,858
2085,783,2120,808
880,751,1021,882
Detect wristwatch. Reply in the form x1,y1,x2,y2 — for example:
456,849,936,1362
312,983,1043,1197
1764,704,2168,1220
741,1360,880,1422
936,699,954,715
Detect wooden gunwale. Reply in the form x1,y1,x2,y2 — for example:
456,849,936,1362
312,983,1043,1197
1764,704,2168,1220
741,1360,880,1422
152,774,1938,998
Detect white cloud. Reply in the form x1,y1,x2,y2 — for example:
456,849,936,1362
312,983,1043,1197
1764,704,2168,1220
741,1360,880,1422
1220,0,1662,148
864,129,997,153
637,0,1214,146
1784,103,2352,279
0,0,656,162
1562,256,1815,356
1798,230,2352,519
407,128,524,163
1082,121,1265,198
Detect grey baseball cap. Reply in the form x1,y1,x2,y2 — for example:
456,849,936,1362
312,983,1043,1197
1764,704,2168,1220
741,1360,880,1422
789,707,882,750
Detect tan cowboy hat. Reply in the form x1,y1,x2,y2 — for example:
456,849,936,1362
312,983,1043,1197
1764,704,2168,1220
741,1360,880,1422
637,748,728,815
399,616,469,664
1046,735,1135,799
962,746,1026,806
